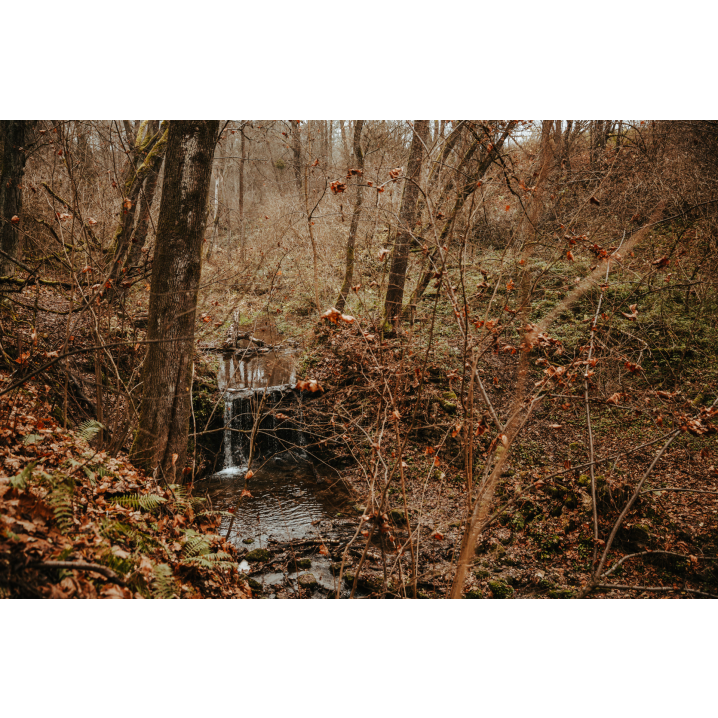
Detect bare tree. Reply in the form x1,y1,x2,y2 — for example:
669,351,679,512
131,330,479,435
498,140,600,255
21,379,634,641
383,120,430,330
335,120,365,312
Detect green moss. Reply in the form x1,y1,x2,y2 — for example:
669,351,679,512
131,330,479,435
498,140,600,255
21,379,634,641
245,548,270,562
488,580,514,599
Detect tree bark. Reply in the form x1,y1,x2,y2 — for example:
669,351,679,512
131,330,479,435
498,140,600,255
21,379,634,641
0,121,35,279
335,120,365,312
125,152,164,271
290,120,302,195
383,120,430,330
130,120,219,480
239,129,246,261
108,122,167,290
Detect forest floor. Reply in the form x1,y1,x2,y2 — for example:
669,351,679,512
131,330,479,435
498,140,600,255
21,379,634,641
2,242,718,598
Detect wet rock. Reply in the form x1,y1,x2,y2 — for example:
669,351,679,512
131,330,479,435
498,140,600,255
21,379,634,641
298,573,317,588
488,580,514,599
245,548,271,562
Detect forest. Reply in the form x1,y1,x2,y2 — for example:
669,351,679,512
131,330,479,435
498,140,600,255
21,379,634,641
1,119,717,599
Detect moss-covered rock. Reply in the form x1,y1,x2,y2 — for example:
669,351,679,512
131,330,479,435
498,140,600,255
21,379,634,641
465,589,484,599
297,573,317,588
488,580,514,599
297,558,312,569
245,548,270,562
242,538,254,544
548,588,575,599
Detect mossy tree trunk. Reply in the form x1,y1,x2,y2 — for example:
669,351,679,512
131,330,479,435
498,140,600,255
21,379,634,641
107,121,167,291
335,120,365,312
124,151,164,271
0,121,35,279
383,120,430,329
130,120,219,480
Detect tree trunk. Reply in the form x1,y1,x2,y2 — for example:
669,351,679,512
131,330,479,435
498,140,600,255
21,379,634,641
125,154,163,271
0,121,35,279
383,120,430,330
107,122,167,290
130,120,219,480
407,122,515,314
239,129,246,262
336,120,365,312
290,120,302,195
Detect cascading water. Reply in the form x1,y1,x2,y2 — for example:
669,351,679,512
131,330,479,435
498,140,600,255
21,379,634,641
205,326,353,597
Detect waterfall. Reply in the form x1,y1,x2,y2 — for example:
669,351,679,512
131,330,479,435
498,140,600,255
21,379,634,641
221,384,306,472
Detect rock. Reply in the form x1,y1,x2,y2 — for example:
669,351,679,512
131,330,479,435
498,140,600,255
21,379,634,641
390,508,407,524
296,558,312,569
579,490,593,513
577,474,590,487
442,390,458,401
548,588,575,599
247,577,262,591
488,580,514,599
242,538,254,544
297,573,317,588
496,528,512,545
439,400,457,413
465,589,484,599
353,504,368,515
245,548,270,562
474,568,490,579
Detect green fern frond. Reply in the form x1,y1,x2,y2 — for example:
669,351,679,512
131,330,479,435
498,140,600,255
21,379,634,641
184,552,235,569
113,493,167,512
77,419,104,443
47,487,73,532
151,563,178,599
10,461,37,491
182,532,211,558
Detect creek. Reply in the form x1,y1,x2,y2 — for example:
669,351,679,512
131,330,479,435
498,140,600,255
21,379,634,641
203,325,353,597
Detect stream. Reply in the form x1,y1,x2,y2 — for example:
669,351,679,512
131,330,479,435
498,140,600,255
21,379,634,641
203,325,354,598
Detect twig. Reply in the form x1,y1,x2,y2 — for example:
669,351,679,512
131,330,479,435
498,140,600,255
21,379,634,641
31,561,126,586
595,583,717,598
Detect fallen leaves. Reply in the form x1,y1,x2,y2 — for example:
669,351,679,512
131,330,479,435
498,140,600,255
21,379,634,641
622,304,639,321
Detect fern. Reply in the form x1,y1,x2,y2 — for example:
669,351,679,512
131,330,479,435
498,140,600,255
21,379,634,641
10,461,37,490
47,486,73,532
182,530,212,558
113,493,167,512
77,419,104,443
152,563,178,599
184,552,235,569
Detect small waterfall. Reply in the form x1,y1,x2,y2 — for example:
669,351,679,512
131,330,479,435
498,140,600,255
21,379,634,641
221,384,306,471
